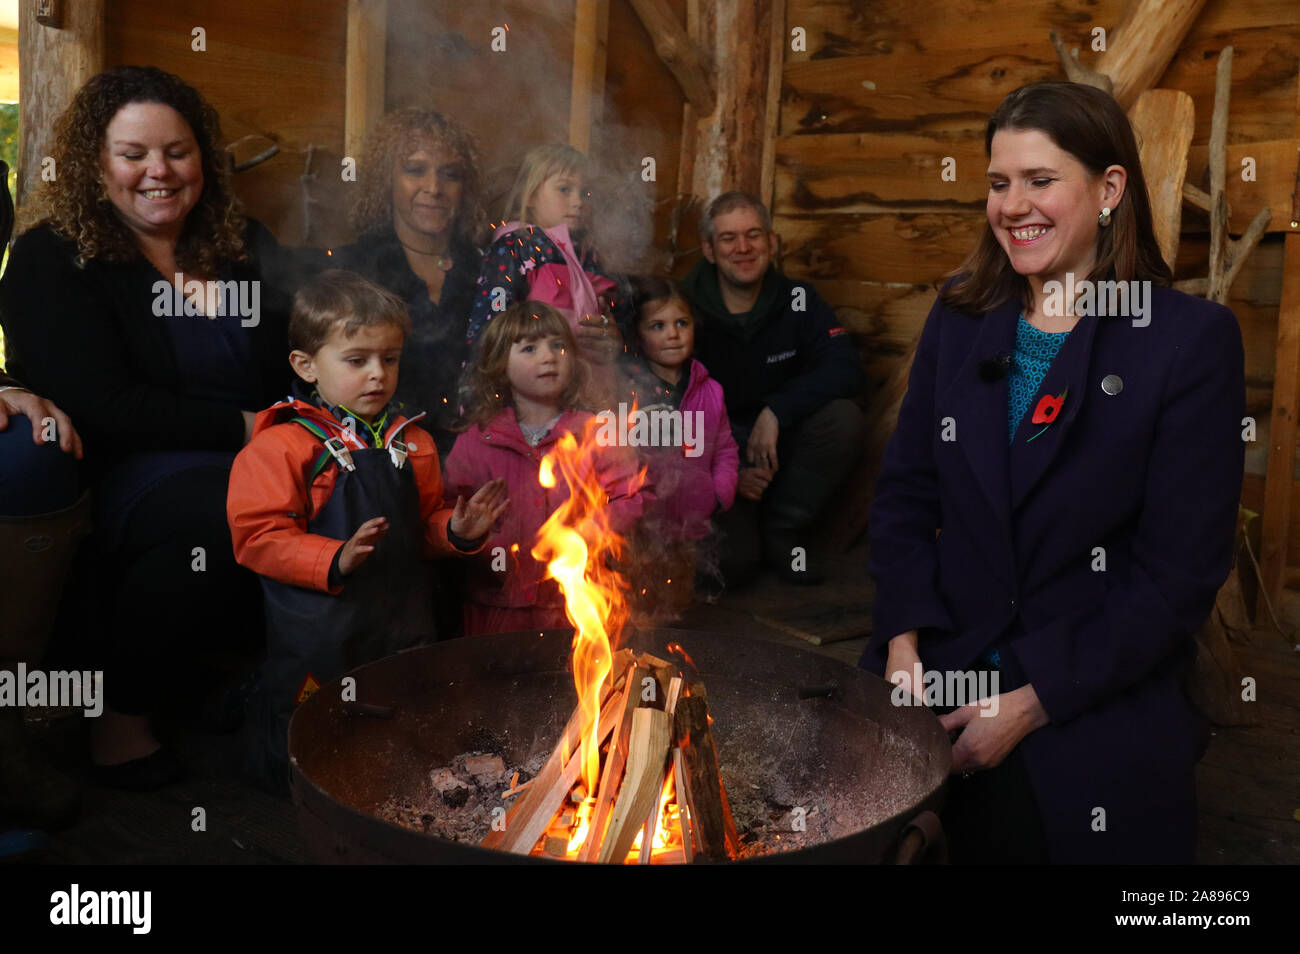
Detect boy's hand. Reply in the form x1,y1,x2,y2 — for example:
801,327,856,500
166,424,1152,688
338,516,389,576
450,478,509,541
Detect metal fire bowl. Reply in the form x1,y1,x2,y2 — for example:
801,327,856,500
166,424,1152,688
289,628,950,864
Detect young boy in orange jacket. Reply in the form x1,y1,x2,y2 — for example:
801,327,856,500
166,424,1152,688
227,270,507,790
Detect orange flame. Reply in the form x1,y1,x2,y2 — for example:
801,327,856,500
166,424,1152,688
531,418,644,792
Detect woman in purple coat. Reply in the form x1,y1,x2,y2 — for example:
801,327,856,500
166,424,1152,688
862,82,1244,863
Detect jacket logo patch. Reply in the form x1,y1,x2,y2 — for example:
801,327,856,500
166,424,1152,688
766,349,797,364
828,327,848,337
295,673,321,705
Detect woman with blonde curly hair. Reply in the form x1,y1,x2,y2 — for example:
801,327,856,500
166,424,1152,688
0,66,292,791
331,108,487,459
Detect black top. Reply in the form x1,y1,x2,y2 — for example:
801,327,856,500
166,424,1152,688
679,261,864,431
329,227,481,454
0,219,293,482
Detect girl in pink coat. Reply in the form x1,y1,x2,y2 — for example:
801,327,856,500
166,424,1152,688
445,302,648,636
620,277,739,615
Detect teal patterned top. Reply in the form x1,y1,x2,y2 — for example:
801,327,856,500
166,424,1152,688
1008,315,1069,443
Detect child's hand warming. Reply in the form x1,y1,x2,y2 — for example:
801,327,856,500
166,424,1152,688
338,516,389,576
450,478,510,541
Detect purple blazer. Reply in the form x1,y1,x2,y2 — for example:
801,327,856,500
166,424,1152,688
862,284,1245,863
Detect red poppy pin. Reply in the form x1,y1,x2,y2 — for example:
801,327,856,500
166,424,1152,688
1027,387,1068,443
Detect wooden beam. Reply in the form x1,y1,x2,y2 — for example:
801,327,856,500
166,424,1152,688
17,0,103,210
345,0,387,161
1093,0,1208,110
569,0,609,154
628,0,714,115
759,0,786,210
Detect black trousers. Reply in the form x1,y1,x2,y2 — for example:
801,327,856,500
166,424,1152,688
714,398,864,582
96,466,262,715
941,744,1051,864
935,660,1051,864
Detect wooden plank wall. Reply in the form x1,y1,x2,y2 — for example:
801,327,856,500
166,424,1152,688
778,0,1299,529
104,0,352,249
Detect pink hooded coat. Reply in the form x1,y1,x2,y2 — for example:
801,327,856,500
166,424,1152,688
627,359,739,540
442,407,649,612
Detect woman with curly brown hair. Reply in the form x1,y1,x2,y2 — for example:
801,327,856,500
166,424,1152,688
330,108,487,459
0,66,292,790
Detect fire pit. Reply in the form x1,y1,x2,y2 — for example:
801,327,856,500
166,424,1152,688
289,627,951,863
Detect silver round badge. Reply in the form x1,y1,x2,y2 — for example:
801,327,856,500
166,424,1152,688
1100,374,1123,396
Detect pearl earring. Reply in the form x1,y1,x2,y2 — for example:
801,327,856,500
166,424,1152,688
1098,206,1112,227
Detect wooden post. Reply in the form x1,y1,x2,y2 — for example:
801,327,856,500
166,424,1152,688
1258,74,1300,617
345,0,387,161
17,0,104,209
685,0,784,202
759,0,786,210
1092,0,1208,111
569,0,609,154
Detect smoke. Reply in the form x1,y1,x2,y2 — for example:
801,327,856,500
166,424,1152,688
382,1,657,272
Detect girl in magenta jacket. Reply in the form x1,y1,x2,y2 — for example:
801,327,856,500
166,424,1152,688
445,302,648,636
623,277,739,541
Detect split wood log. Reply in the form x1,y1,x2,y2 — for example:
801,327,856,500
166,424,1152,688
1092,0,1208,111
673,693,732,861
596,707,672,863
578,665,648,862
637,676,686,864
672,747,695,863
483,671,626,854
627,0,715,115
1128,89,1194,269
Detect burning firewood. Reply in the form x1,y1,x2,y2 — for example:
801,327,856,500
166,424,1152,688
480,417,738,862
597,707,672,863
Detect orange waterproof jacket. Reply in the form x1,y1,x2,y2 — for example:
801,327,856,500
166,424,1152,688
228,396,470,594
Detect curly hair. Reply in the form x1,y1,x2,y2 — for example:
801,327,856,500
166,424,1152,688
19,66,247,273
350,109,488,247
463,301,585,425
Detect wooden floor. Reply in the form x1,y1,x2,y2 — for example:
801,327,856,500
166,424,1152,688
16,542,1299,864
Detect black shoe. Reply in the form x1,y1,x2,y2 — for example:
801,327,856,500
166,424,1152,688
92,746,186,792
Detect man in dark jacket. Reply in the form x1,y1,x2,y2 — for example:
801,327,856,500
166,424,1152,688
681,192,864,584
